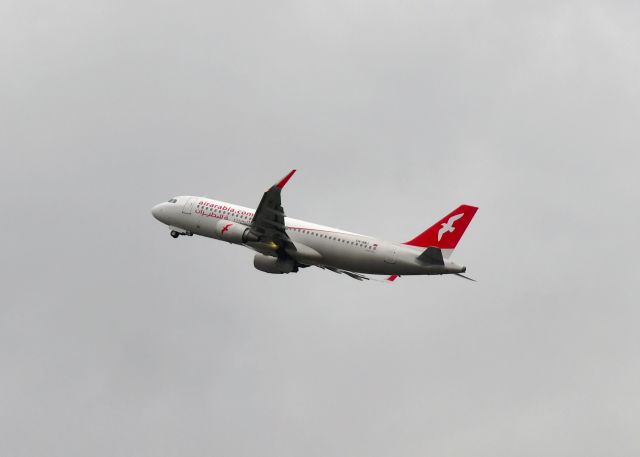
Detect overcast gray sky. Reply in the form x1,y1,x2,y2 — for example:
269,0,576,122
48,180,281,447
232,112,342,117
1,0,639,456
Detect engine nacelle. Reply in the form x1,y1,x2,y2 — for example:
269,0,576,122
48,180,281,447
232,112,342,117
215,220,255,245
254,254,297,274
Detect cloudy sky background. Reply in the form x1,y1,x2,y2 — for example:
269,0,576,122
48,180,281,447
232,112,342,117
2,0,639,455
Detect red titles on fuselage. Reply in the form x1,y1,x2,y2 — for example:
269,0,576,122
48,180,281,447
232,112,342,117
195,200,255,222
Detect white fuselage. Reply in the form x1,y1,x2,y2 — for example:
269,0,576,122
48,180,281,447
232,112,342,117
152,196,465,276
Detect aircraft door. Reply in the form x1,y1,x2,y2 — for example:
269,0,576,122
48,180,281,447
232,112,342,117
182,197,198,214
384,244,397,264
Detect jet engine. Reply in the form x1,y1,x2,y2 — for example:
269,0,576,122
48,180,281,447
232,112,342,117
215,220,258,245
253,254,297,274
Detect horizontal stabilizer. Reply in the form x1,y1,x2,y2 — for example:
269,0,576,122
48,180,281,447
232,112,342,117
417,247,444,265
454,273,477,282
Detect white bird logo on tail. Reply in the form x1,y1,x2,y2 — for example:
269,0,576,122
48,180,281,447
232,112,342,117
438,213,464,241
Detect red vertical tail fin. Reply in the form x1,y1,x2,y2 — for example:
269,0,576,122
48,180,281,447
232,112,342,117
403,205,478,256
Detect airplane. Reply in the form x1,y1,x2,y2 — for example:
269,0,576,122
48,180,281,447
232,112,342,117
151,170,478,282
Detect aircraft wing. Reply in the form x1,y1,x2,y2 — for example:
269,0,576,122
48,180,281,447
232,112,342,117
315,265,371,281
247,170,297,256
314,266,398,283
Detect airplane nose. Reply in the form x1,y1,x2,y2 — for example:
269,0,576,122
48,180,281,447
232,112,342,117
151,203,164,221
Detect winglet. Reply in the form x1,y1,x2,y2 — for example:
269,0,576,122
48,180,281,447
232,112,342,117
276,169,296,189
386,275,399,282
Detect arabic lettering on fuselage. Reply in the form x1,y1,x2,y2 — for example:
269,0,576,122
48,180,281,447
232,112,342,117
194,208,228,220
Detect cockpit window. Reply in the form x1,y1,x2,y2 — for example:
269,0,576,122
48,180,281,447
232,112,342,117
168,198,178,203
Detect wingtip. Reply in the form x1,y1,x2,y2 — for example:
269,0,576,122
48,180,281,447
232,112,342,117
387,275,399,282
276,169,296,189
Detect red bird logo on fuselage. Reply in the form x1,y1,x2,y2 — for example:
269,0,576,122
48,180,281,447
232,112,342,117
221,223,233,235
